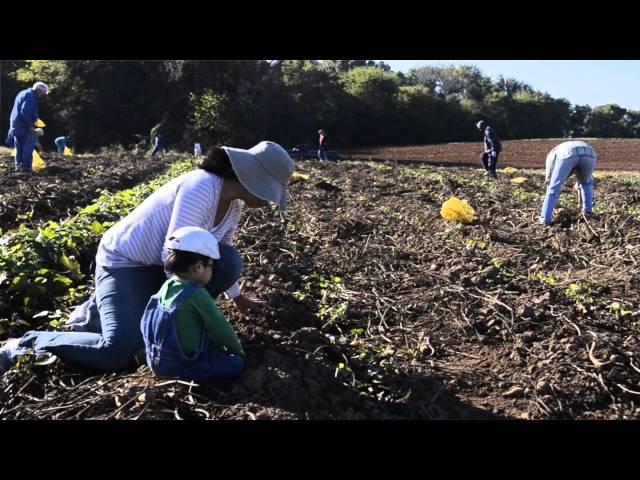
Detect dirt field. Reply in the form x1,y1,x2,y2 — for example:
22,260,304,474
344,138,640,171
0,151,181,232
2,148,639,419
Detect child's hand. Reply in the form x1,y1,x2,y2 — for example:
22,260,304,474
233,294,266,316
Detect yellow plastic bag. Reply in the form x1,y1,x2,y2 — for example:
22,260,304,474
11,149,47,171
291,172,309,182
510,176,527,185
35,119,46,128
440,197,476,223
64,146,73,156
502,166,518,174
33,150,46,171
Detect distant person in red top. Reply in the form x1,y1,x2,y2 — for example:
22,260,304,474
317,129,328,162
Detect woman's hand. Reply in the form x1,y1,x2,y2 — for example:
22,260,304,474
233,294,266,316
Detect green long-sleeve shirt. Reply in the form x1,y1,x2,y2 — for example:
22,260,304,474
158,278,244,356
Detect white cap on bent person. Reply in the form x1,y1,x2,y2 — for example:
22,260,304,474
222,141,295,211
32,82,49,95
166,226,220,260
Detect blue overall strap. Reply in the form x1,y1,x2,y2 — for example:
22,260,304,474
171,282,201,307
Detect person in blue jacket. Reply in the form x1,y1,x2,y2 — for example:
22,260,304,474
55,136,68,155
5,82,49,174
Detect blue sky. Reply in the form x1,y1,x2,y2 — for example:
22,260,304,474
379,60,640,110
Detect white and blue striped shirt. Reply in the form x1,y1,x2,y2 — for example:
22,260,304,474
96,169,243,298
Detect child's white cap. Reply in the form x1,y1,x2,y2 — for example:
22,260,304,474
166,226,220,259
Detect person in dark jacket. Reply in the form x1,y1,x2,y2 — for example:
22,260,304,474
477,120,502,179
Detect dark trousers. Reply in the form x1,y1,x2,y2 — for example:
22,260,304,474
318,145,328,161
481,150,501,175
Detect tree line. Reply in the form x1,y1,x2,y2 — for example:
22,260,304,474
2,60,638,152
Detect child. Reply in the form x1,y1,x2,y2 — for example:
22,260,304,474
140,226,246,381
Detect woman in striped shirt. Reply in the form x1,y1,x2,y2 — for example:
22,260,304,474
0,141,295,374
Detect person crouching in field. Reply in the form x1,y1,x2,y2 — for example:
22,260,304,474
55,136,69,155
0,141,294,375
539,140,597,225
140,226,245,381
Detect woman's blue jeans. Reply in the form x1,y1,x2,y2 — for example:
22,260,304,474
13,245,243,372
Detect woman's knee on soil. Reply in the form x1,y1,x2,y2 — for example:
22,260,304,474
206,244,244,296
95,336,143,371
219,244,243,276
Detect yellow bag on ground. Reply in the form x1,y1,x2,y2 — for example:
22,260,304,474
64,146,72,156
35,119,46,128
510,176,527,185
502,166,518,174
441,197,476,223
11,149,47,171
33,150,46,171
291,172,309,182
